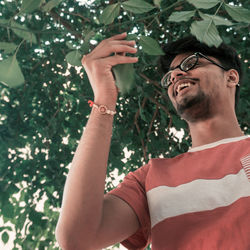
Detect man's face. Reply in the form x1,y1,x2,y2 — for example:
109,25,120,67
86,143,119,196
167,53,226,122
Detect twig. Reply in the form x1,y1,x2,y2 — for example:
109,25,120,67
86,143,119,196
147,105,159,137
59,10,91,23
46,98,60,129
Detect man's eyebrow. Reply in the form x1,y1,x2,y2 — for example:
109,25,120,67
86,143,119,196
169,65,178,71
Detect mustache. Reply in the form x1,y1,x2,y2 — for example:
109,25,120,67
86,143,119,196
174,77,199,85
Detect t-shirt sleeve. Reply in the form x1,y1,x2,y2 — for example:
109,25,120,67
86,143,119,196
108,164,151,249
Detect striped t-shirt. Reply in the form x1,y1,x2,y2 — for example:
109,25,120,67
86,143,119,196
109,136,250,250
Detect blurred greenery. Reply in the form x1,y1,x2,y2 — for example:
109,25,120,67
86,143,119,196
0,0,249,248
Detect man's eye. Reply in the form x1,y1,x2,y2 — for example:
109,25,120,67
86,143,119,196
194,63,201,68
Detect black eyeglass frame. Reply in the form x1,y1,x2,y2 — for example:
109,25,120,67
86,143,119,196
161,52,229,88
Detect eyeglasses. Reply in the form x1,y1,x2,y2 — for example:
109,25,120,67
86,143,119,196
161,52,228,88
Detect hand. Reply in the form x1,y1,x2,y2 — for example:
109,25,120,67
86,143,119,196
82,33,138,107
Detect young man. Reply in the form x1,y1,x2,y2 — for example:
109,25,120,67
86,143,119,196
56,33,250,250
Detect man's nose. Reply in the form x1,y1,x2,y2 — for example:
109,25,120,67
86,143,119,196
171,69,188,84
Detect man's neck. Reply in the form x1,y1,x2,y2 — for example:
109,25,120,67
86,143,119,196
188,114,244,148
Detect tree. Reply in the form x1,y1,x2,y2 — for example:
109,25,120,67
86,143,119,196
0,0,249,248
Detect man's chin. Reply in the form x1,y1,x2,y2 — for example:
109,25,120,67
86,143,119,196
176,93,211,122
176,94,199,114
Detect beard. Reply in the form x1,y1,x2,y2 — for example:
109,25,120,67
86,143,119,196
176,89,212,123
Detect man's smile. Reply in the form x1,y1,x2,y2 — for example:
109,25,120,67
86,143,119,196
173,79,198,97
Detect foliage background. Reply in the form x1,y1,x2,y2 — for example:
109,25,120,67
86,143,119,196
0,0,249,248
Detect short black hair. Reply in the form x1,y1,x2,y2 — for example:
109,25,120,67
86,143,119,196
159,36,243,107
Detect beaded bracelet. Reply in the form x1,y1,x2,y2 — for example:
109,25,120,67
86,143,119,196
88,100,116,115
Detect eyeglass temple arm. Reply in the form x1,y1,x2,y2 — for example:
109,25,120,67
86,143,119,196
197,52,227,71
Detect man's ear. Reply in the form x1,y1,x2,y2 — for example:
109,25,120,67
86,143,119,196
226,69,239,88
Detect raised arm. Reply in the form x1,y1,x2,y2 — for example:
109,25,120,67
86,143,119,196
55,33,140,250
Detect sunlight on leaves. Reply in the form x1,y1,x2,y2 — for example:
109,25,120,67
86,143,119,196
224,4,250,24
168,10,196,22
190,20,222,47
139,36,165,55
198,12,233,26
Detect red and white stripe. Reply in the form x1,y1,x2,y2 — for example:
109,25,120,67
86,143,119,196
241,154,250,180
147,168,250,228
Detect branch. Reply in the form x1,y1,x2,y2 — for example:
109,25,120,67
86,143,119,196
0,0,184,38
49,10,84,39
139,73,170,110
134,97,148,161
106,0,185,31
148,96,172,133
139,73,162,89
46,98,61,129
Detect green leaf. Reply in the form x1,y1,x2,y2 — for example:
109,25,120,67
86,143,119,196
126,34,138,41
198,11,233,26
11,21,37,44
29,210,42,224
2,203,15,218
20,0,43,13
16,213,27,231
66,50,82,66
0,42,17,54
153,0,162,8
1,231,9,244
66,41,75,50
100,3,120,25
168,10,196,22
122,0,155,14
5,1,16,12
0,226,12,233
0,19,9,25
82,30,95,43
0,56,25,88
139,36,165,55
41,0,63,12
113,63,135,94
190,20,222,47
187,0,220,9
80,30,95,54
224,4,250,24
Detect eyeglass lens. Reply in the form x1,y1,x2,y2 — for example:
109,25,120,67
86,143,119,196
181,55,198,71
163,54,199,87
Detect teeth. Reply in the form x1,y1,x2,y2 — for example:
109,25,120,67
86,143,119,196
177,82,191,94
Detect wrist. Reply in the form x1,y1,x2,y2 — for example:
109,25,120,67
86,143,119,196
94,97,117,111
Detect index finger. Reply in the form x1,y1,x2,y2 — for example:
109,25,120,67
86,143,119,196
108,32,128,41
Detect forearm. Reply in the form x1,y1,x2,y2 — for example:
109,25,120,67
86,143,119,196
56,107,115,249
